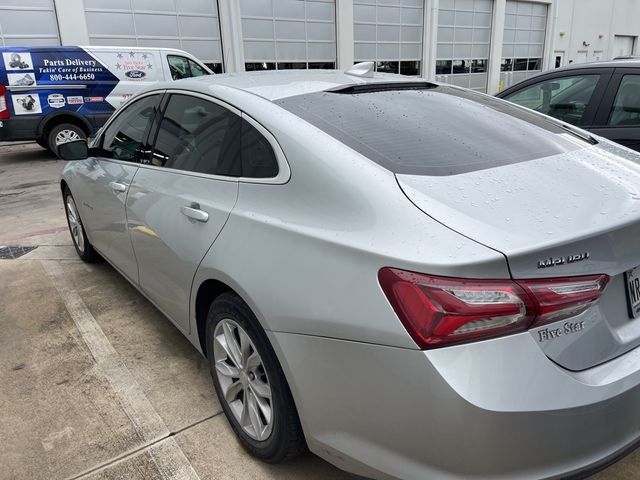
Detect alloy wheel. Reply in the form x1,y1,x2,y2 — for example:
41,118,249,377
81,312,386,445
55,129,81,146
213,319,274,441
66,196,85,253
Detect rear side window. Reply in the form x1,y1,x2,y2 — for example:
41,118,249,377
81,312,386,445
241,120,279,178
276,85,586,176
151,94,241,176
167,55,209,80
502,74,600,126
101,95,159,162
608,75,640,126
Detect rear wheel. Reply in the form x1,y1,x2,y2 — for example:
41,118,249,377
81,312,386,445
205,292,306,462
48,123,86,155
63,188,100,263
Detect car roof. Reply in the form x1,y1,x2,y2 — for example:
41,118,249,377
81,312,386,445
149,69,423,101
537,58,640,73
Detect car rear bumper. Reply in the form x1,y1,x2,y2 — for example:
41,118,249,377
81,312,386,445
0,116,40,141
268,330,640,479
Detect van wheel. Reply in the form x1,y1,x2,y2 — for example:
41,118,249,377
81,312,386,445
36,137,48,150
48,123,86,154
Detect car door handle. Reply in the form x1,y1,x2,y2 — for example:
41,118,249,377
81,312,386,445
110,181,128,193
181,204,209,223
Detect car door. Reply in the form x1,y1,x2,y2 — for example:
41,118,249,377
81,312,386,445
76,93,162,283
126,92,240,332
589,68,640,151
498,68,612,127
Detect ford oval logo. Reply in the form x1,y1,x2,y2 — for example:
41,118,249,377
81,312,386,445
125,70,146,79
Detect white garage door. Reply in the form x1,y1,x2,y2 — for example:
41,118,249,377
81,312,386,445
0,0,60,47
240,0,337,71
500,0,548,90
353,0,424,76
84,0,224,72
435,0,493,92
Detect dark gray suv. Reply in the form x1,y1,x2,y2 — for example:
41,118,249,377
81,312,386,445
498,60,640,151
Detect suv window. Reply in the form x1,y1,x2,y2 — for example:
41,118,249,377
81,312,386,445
151,94,242,176
503,74,600,125
609,75,640,126
101,95,159,162
167,55,209,80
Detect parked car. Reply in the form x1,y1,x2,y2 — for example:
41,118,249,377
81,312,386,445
0,45,211,152
497,60,640,151
58,67,640,480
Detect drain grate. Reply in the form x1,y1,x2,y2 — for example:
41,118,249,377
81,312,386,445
0,246,38,259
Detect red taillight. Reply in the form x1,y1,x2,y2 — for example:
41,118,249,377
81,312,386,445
0,84,9,120
378,268,609,349
517,275,610,327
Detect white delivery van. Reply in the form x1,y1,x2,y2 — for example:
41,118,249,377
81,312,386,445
0,45,212,151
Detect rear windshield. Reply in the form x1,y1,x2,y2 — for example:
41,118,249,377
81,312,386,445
275,84,589,176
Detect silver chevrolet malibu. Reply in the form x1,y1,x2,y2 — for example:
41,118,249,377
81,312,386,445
58,65,640,479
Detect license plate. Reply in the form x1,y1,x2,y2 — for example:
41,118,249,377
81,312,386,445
625,266,640,319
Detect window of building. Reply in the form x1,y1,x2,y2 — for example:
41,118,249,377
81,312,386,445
353,0,424,77
435,0,493,92
240,0,337,71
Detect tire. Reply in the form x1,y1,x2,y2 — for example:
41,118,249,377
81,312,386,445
48,123,86,155
36,137,49,151
63,188,100,263
205,292,306,462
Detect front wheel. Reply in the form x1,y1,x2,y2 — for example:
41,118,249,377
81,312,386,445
63,188,100,263
205,292,306,462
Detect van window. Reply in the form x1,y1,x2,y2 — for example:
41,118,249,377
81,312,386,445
167,55,209,80
101,95,159,162
151,94,241,176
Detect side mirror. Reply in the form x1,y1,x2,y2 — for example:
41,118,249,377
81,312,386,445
57,139,89,160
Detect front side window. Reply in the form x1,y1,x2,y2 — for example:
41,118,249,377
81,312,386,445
167,55,209,80
101,95,159,162
608,75,640,126
503,74,600,125
151,94,241,176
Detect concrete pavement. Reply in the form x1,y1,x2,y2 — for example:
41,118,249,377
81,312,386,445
0,143,639,479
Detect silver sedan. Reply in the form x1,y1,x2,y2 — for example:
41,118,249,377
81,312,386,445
58,66,640,479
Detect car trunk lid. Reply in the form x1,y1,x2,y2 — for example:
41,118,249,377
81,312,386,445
397,142,640,370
